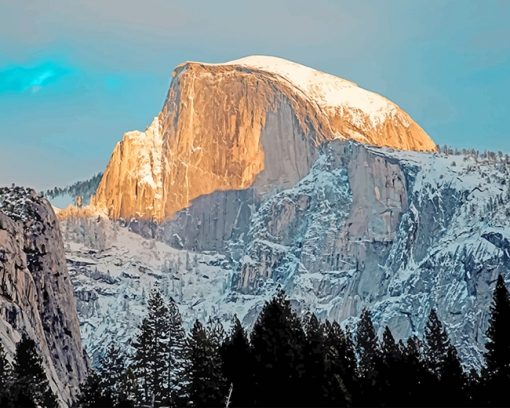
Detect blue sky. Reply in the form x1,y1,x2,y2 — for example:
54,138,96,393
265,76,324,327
0,0,509,189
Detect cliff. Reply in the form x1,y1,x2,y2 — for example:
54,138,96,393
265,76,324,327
0,186,88,405
91,56,436,221
62,143,510,368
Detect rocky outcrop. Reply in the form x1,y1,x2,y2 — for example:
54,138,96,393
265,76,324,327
231,142,510,366
91,56,436,221
238,142,408,294
0,187,88,405
62,141,510,369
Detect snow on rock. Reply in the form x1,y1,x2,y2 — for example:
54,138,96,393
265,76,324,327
89,55,436,222
221,55,397,126
62,143,510,369
0,186,88,406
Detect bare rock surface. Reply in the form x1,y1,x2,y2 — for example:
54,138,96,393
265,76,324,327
0,186,88,405
91,56,436,221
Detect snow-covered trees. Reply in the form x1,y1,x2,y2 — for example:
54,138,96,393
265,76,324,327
424,308,452,376
0,343,13,405
99,343,132,406
167,297,188,404
73,279,510,407
44,172,102,204
0,337,60,407
132,289,187,406
185,320,227,407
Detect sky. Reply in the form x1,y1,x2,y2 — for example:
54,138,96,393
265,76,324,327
0,0,509,190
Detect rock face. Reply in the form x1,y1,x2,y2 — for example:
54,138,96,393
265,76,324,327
61,143,510,369
92,56,436,221
0,187,88,405
55,55,508,369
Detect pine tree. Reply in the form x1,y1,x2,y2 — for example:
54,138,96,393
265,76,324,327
132,289,172,406
186,320,227,407
379,326,403,406
441,345,467,406
400,336,429,406
356,309,380,378
424,308,451,377
117,367,137,408
99,343,130,406
322,320,356,406
77,370,115,408
302,313,327,406
381,326,399,362
220,315,254,407
355,308,381,406
424,308,465,406
167,297,188,405
250,289,306,406
12,335,58,408
483,274,510,406
132,317,153,405
0,343,13,406
147,289,171,405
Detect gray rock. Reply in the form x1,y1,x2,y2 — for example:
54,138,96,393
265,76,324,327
0,186,88,405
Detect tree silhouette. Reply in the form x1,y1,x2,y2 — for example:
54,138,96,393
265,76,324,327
483,274,510,407
77,370,115,408
323,320,356,406
424,309,451,376
99,343,128,405
302,313,328,405
220,315,254,407
424,308,465,406
356,308,381,406
12,335,57,408
250,289,306,406
379,326,404,406
186,320,227,407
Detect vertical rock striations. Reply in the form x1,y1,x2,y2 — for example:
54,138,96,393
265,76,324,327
0,186,88,405
91,56,436,221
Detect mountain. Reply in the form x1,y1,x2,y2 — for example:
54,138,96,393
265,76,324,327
61,144,509,368
55,56,508,369
0,187,88,405
90,56,436,221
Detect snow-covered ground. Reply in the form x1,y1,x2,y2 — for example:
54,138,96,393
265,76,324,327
62,216,264,363
60,143,510,368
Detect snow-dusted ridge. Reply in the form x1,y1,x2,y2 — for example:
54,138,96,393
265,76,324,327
91,54,435,221
186,55,399,127
62,142,510,369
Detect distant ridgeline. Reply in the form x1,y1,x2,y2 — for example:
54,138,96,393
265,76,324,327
43,173,102,206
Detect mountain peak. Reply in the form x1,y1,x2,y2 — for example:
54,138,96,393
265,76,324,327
180,55,425,131
91,57,437,221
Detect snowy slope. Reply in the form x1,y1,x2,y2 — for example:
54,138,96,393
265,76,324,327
61,142,510,368
207,55,400,127
62,216,261,363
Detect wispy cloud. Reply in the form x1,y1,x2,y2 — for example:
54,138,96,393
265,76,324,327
0,61,73,94
0,0,509,189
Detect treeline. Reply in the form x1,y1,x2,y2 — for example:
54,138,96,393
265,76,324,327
76,275,510,408
438,144,510,163
0,336,57,407
43,172,103,204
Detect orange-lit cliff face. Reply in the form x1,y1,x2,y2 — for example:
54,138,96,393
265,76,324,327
91,56,436,221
